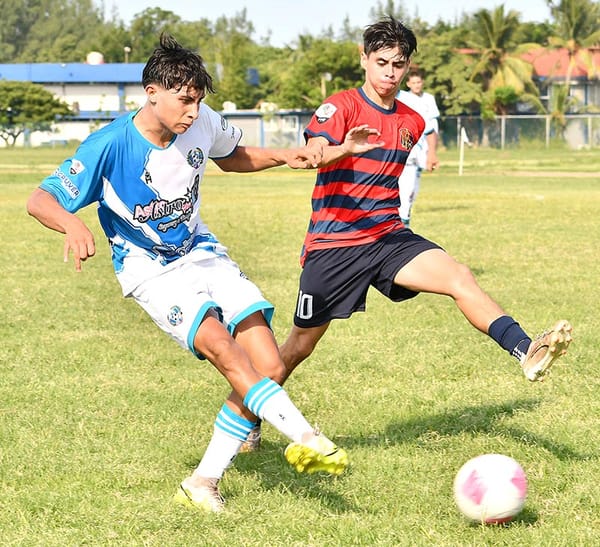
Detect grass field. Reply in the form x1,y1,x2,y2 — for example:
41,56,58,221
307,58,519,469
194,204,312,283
1,145,599,546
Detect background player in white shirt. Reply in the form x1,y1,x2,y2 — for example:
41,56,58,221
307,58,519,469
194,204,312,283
27,33,350,512
396,68,440,227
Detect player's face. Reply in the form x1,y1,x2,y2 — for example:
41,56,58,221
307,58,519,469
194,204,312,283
148,84,204,134
361,47,410,101
406,75,424,95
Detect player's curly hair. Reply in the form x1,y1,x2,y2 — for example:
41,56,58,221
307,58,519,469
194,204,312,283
142,32,214,95
363,15,417,59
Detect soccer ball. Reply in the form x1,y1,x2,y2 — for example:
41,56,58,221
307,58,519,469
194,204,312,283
453,454,528,524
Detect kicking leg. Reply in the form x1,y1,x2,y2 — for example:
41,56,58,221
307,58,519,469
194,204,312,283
178,312,346,511
394,249,572,380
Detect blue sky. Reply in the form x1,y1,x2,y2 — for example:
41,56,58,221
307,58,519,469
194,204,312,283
102,0,552,47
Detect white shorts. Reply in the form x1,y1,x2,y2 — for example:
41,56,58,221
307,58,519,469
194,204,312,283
130,254,274,358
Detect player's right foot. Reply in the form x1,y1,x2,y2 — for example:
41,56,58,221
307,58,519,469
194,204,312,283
239,424,262,453
174,477,225,513
521,320,573,381
284,431,348,475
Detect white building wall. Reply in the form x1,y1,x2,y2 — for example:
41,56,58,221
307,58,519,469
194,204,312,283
43,83,146,112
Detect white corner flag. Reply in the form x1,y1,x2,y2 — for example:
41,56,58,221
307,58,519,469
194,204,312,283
458,127,471,176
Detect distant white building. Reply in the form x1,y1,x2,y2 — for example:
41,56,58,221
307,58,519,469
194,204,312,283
0,62,312,148
0,62,146,146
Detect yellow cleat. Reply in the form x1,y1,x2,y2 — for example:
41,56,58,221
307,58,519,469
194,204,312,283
285,432,348,475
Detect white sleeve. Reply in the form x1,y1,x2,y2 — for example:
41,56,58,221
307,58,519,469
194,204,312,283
201,103,243,159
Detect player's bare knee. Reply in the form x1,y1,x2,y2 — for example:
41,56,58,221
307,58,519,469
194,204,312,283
451,262,479,296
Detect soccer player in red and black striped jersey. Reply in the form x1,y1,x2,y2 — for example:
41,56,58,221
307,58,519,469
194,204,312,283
276,16,572,392
241,16,572,454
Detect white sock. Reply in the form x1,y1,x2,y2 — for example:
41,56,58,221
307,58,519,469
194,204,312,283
192,404,256,479
243,378,312,443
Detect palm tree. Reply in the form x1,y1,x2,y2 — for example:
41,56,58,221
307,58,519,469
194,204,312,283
546,0,600,109
466,6,542,114
463,6,544,145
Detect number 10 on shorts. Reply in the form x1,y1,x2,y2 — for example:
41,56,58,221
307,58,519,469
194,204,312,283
296,290,313,320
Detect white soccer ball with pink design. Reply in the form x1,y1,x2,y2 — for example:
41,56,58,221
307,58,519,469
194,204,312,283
453,454,528,524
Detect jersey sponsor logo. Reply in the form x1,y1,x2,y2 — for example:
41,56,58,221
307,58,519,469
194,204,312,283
221,116,228,131
315,103,337,123
398,127,415,151
68,158,85,175
186,147,204,168
53,168,80,198
153,235,194,258
143,169,152,185
133,177,199,231
167,305,183,326
295,290,313,319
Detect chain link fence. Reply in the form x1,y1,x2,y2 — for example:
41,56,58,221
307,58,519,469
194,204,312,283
440,115,600,150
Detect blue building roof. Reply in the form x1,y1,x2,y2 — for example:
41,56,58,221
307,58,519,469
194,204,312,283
0,63,145,83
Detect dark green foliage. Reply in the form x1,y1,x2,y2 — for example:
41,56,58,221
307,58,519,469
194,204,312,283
0,80,71,146
0,0,597,115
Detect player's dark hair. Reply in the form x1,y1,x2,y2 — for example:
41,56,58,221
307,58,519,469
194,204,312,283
363,15,417,58
407,66,425,79
142,32,214,95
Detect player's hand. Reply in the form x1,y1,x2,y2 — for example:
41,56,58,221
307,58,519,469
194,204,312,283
340,124,384,155
426,154,440,172
285,144,324,169
62,218,96,272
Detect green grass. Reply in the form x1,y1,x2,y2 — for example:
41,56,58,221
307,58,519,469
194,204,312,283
1,146,599,546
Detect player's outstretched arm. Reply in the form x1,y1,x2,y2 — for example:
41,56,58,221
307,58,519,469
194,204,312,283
27,188,96,272
312,125,384,167
213,145,324,172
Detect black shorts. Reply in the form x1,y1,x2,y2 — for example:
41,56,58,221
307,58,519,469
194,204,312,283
293,229,442,328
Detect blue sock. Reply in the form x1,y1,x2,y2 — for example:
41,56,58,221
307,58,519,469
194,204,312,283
488,315,531,361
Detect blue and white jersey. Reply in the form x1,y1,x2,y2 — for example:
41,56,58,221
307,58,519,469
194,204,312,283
40,104,242,295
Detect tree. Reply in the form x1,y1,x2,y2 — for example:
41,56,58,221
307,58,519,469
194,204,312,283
0,81,71,146
466,6,541,104
411,25,483,116
12,0,107,62
269,37,363,109
127,8,184,62
547,0,600,110
368,0,410,23
203,11,262,110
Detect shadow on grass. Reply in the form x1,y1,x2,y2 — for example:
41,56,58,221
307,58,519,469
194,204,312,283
186,446,358,513
185,398,593,513
373,397,595,461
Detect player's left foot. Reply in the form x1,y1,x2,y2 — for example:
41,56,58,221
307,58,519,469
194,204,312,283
239,423,262,453
521,320,573,381
174,477,225,513
284,430,348,475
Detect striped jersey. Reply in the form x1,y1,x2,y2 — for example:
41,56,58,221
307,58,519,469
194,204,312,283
301,87,425,264
39,104,242,295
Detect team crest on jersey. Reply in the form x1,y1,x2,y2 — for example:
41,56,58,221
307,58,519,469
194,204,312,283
187,147,204,168
167,305,183,326
398,127,415,151
69,159,85,175
315,103,337,123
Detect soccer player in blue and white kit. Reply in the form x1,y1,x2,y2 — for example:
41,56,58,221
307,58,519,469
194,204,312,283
27,33,351,513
